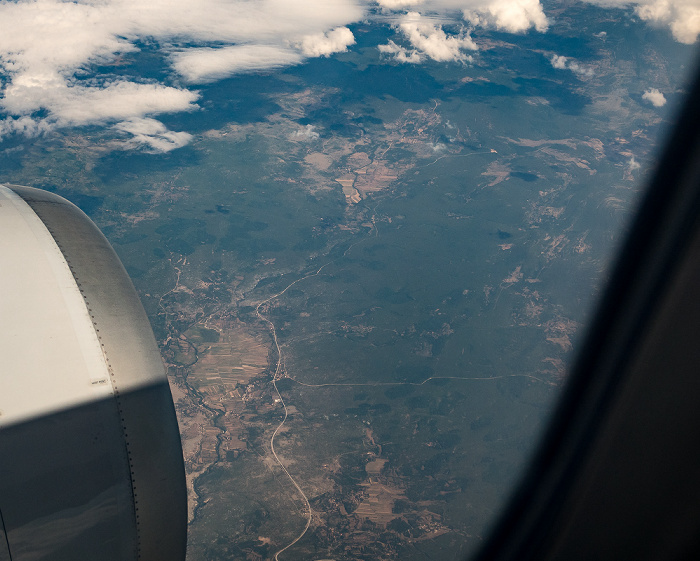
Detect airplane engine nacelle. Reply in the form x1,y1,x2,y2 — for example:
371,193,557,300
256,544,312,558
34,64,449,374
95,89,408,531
0,185,187,561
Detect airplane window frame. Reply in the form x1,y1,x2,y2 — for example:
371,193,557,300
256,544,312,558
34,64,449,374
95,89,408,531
473,56,700,561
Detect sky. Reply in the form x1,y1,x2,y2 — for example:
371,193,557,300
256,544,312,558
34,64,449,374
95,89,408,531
0,0,696,152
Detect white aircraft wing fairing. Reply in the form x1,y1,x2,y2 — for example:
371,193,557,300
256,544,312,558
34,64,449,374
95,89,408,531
0,184,187,561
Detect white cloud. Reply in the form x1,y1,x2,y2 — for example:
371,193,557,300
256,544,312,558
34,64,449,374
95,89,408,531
172,46,304,83
107,0,364,45
461,0,549,33
378,40,424,63
0,117,52,140
382,12,477,63
400,13,478,61
567,61,594,77
377,0,425,9
299,27,356,57
3,79,199,126
0,0,365,150
402,0,695,41
0,0,694,152
642,87,667,106
549,54,595,77
289,124,321,141
636,0,700,43
551,54,568,69
582,0,700,44
378,0,548,33
114,118,193,153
